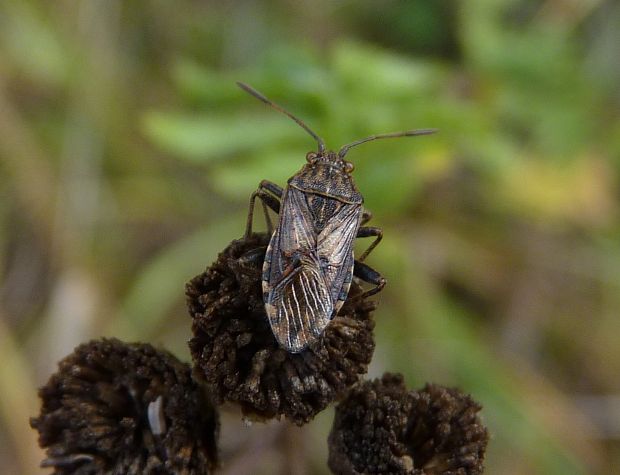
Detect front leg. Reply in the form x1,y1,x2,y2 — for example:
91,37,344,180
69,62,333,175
245,180,284,237
353,260,386,299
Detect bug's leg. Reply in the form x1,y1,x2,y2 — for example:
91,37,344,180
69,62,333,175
245,180,283,237
236,246,266,266
360,209,373,226
356,226,383,262
258,179,284,198
256,180,283,233
353,260,386,298
258,192,278,234
230,246,266,281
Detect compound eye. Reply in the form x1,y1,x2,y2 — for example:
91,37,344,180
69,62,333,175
344,161,355,173
306,152,318,163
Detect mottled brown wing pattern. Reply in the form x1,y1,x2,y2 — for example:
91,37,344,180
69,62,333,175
263,188,329,352
316,200,362,312
262,187,362,352
264,260,333,352
274,187,316,259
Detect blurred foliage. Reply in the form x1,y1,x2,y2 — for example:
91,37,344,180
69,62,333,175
1,0,619,474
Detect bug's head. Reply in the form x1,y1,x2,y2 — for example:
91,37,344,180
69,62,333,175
306,151,355,174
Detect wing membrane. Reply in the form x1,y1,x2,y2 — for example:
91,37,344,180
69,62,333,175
317,201,362,303
275,188,315,257
265,261,332,353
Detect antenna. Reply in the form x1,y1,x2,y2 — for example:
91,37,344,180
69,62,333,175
237,82,326,153
338,129,438,158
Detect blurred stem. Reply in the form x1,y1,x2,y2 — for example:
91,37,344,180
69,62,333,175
0,77,56,244
41,0,117,364
281,423,306,475
536,0,604,27
0,311,44,475
221,423,282,475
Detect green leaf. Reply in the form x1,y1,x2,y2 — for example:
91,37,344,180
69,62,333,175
142,112,303,161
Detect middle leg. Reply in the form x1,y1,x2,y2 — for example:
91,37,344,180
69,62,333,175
356,226,383,262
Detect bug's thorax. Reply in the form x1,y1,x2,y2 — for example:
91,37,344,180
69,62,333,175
288,151,363,205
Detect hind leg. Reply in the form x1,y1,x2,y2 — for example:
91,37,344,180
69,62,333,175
353,260,386,298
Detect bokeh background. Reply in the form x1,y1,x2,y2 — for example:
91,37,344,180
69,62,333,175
2,0,620,473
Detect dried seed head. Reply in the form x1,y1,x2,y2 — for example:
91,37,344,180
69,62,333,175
186,233,376,425
30,338,219,475
328,373,489,475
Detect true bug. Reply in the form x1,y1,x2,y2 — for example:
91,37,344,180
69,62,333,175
240,82,435,353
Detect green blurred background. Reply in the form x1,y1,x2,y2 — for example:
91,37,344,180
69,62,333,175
1,0,619,473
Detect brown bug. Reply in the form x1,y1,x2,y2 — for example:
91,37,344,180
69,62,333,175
240,82,435,352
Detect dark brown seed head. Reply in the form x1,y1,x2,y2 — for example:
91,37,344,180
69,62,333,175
186,233,376,425
30,338,219,475
328,373,489,475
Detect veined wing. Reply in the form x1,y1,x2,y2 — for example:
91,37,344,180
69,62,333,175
262,184,318,298
316,200,362,304
265,257,332,353
273,187,316,259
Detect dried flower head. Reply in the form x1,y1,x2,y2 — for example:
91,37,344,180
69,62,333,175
186,233,376,425
31,338,219,475
328,373,489,475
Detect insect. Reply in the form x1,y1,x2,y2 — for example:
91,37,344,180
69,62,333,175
240,82,435,353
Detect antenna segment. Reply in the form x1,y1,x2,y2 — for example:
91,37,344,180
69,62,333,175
237,82,326,153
